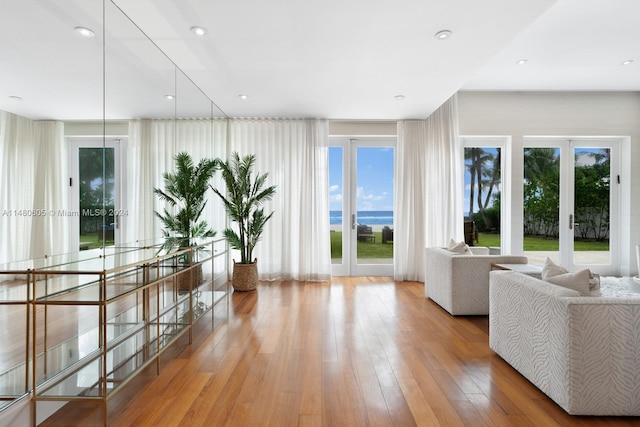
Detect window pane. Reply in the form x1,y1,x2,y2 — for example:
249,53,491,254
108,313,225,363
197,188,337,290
355,147,394,265
463,147,501,250
573,148,610,264
329,147,343,264
79,147,115,249
523,147,560,264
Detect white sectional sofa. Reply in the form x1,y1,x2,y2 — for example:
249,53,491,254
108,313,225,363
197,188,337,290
489,270,640,416
424,247,528,315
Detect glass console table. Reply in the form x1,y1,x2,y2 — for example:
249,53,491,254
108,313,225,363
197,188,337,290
0,238,229,426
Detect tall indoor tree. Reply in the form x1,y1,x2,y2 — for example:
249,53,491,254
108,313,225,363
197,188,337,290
212,152,276,291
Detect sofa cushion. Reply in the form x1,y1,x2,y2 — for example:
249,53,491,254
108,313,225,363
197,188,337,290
447,238,470,254
541,257,568,281
589,272,601,291
542,257,591,295
547,269,591,295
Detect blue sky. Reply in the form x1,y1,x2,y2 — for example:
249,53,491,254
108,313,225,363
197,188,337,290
330,146,605,216
329,146,394,211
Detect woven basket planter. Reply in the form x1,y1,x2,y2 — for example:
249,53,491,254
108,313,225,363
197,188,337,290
177,264,203,293
232,259,258,292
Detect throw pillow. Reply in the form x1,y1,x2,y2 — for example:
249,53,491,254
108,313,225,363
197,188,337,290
447,238,470,254
541,257,568,281
547,269,591,295
589,272,601,291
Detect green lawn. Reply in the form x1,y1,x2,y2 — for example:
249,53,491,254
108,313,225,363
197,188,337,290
79,234,115,250
330,231,608,259
330,231,393,259
477,232,609,251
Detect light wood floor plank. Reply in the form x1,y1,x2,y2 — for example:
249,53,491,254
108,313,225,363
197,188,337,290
36,278,639,426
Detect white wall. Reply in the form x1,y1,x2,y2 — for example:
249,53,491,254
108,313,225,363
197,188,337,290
329,120,396,136
65,121,128,137
458,91,640,275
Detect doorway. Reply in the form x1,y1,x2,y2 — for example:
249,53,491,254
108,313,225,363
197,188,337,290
68,138,125,251
523,138,620,275
329,137,395,276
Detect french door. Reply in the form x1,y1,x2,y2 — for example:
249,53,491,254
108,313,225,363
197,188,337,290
523,138,620,275
329,137,395,276
68,138,125,251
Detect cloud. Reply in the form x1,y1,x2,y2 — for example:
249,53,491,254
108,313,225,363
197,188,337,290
356,187,389,211
329,184,339,193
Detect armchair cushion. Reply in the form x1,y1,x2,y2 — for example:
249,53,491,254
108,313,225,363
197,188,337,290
446,238,471,254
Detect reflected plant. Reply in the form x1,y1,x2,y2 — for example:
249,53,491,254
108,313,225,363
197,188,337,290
154,152,217,253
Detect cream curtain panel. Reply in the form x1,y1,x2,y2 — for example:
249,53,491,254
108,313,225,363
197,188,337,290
0,111,68,264
395,95,463,281
124,118,227,245
228,118,331,281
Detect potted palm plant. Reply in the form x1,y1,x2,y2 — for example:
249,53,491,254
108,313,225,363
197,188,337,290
212,152,276,291
154,151,217,291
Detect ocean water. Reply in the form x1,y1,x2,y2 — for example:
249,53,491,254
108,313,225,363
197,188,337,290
330,210,393,225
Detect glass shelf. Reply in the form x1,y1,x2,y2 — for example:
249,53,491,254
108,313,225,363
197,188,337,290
0,238,229,417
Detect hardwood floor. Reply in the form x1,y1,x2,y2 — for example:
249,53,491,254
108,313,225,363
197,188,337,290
41,277,639,426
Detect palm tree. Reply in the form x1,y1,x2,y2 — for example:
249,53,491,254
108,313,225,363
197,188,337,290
465,147,501,227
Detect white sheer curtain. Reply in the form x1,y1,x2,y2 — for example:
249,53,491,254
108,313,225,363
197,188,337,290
0,111,68,264
124,118,227,245
395,95,463,281
228,118,331,281
30,121,69,258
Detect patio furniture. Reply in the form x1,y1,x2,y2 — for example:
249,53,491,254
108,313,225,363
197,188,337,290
357,224,375,243
463,218,477,246
382,226,393,243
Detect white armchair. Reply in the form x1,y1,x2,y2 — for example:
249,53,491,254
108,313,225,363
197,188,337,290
424,247,528,315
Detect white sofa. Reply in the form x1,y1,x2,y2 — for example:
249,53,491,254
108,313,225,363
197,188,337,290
489,270,640,416
424,247,528,315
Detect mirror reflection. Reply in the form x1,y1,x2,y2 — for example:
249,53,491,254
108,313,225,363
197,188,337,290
0,0,228,265
0,0,229,417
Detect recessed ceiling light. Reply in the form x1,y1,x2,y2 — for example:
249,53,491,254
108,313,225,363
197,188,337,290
74,26,95,37
516,59,528,65
190,26,207,36
434,30,452,40
621,59,634,66
9,95,22,101
165,94,175,100
394,95,405,101
238,94,248,100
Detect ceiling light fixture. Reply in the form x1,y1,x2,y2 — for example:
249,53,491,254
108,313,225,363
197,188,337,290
9,96,23,101
621,59,634,66
516,59,528,65
74,26,95,37
394,95,405,101
190,26,208,36
165,94,175,100
434,30,452,40
238,94,248,100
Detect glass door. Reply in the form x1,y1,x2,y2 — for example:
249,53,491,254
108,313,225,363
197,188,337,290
329,138,394,276
523,138,619,274
68,138,124,251
571,143,617,273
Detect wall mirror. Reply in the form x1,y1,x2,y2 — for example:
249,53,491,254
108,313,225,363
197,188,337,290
0,0,228,265
0,0,228,417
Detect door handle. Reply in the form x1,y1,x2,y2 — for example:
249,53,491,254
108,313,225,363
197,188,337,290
569,214,573,230
351,214,356,230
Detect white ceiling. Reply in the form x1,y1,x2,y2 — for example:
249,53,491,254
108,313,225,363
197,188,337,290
1,0,638,121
